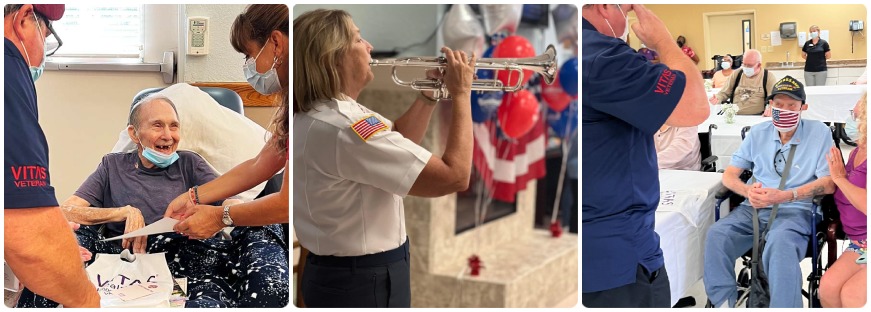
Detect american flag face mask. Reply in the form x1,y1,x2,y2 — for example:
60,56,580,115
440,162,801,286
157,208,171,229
771,107,801,132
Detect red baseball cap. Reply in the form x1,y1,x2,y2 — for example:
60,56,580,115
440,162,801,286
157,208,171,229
32,4,65,21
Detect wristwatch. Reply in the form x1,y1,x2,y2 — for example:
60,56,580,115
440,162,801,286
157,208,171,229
222,205,234,226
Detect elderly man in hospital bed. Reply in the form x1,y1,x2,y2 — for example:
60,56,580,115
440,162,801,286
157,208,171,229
15,85,289,308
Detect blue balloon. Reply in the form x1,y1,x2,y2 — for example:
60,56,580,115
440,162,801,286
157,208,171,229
547,101,578,137
470,45,506,123
471,90,502,123
559,57,579,97
476,45,497,81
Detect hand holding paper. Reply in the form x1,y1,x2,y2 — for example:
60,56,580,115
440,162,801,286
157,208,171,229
101,218,180,242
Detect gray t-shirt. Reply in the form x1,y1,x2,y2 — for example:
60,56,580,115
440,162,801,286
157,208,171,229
75,150,224,236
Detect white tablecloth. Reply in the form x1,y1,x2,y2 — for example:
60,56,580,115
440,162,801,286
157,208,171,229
708,85,866,122
802,85,866,122
698,111,767,169
655,169,724,306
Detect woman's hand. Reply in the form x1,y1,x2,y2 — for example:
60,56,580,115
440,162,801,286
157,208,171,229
121,205,147,254
440,46,476,99
67,222,93,261
165,191,195,219
826,146,847,184
78,246,93,262
173,205,224,240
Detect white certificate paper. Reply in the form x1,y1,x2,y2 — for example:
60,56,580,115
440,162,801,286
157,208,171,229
101,217,180,241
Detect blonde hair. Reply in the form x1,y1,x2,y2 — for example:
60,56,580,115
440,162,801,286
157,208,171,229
809,25,820,32
230,4,289,154
857,92,866,147
293,9,356,113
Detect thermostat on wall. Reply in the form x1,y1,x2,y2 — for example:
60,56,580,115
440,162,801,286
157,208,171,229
187,17,209,55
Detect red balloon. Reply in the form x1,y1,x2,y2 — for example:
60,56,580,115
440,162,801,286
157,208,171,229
493,35,536,88
541,70,573,112
498,90,540,138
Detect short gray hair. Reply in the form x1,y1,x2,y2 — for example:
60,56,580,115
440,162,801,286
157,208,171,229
743,49,762,64
4,4,23,17
129,94,179,130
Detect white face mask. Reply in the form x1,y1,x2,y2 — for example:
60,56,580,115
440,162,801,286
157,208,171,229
743,66,756,77
810,31,819,39
605,5,629,42
721,62,731,69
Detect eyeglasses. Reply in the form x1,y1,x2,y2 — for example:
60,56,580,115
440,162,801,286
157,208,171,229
35,13,63,57
773,148,786,177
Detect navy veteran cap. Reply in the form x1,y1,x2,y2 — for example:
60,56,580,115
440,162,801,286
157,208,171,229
768,75,806,104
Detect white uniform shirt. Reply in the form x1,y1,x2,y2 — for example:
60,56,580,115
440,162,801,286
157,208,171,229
293,97,432,256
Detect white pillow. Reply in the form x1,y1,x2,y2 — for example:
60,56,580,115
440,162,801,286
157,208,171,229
112,83,271,202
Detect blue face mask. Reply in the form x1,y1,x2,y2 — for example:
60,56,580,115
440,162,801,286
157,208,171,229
16,12,47,82
142,147,179,168
30,51,46,81
845,116,860,141
243,39,282,95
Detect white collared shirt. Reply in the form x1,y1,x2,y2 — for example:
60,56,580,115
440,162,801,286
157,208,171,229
293,97,432,256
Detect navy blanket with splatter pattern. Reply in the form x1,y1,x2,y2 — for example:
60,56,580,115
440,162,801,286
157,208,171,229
15,224,289,308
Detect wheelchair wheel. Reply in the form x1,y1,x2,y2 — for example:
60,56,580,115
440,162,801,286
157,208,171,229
737,268,751,288
807,277,822,308
736,287,749,308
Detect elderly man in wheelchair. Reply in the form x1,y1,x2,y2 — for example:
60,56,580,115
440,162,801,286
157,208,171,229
703,76,836,308
15,88,289,308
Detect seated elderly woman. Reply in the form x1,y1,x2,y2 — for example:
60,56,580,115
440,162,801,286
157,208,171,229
15,95,288,308
712,54,735,89
654,125,701,171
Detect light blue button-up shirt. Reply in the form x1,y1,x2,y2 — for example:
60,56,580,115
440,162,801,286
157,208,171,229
729,119,833,211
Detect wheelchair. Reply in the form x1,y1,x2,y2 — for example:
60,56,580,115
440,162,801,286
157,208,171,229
699,124,720,172
707,189,842,307
704,125,845,308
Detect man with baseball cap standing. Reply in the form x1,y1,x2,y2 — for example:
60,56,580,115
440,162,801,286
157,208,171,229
4,4,100,307
703,76,836,308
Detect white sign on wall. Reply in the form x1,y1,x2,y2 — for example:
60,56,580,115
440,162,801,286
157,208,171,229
771,31,782,46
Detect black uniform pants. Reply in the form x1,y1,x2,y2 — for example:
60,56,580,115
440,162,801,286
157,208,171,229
582,264,671,308
302,239,411,307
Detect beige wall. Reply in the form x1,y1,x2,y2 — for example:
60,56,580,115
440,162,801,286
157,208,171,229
640,4,867,70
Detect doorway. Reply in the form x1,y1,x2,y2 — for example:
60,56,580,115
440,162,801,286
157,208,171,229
704,11,755,70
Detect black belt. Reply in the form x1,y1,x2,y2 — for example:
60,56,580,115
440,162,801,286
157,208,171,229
308,238,409,268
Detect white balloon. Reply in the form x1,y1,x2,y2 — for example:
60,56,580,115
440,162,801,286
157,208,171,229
442,4,485,57
552,5,578,48
481,4,523,37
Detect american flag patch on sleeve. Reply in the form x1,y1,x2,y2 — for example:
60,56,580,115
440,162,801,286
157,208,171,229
351,115,388,141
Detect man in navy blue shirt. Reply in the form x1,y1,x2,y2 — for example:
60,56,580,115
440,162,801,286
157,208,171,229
582,4,709,307
4,4,100,307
